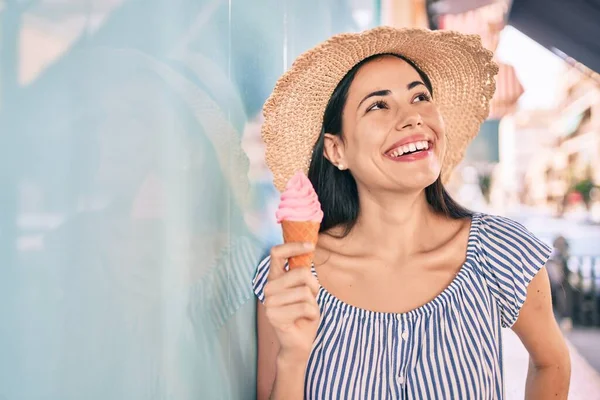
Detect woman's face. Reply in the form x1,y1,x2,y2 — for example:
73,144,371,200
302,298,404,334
326,55,446,192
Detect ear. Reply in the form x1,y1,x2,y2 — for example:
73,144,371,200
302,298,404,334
323,133,347,170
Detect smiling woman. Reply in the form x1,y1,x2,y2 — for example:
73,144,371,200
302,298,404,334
254,27,571,400
308,53,471,235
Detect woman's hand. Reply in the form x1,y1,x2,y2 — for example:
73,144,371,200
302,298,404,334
264,242,321,361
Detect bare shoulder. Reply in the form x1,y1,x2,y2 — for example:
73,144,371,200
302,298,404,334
426,212,472,251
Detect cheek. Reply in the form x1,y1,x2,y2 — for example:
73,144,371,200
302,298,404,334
344,122,386,168
353,117,390,147
422,105,444,130
423,109,446,148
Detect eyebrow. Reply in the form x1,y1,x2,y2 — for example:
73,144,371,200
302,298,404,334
357,89,390,109
407,80,426,91
357,81,427,109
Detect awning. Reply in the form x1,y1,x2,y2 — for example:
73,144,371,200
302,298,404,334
488,63,524,119
508,0,600,74
437,1,507,51
429,0,499,15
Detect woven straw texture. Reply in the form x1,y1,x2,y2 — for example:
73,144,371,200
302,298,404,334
262,26,499,192
281,220,320,269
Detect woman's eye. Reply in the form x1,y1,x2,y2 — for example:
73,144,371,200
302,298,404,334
367,100,388,112
413,93,431,103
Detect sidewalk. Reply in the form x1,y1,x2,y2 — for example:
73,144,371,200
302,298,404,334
503,329,600,399
567,327,600,372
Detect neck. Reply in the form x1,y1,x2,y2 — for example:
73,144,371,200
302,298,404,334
349,186,441,258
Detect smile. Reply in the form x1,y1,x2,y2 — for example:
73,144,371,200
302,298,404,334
387,140,430,157
383,136,435,162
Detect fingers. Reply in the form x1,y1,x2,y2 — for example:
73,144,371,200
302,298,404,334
263,265,321,335
264,302,320,328
269,242,315,279
264,285,316,308
264,267,320,298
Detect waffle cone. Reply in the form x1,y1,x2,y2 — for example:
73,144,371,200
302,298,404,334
281,220,320,269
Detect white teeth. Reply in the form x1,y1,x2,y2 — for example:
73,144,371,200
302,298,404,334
388,140,431,157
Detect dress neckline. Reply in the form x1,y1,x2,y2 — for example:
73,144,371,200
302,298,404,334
311,213,482,321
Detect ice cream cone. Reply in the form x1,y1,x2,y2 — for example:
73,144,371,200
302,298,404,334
276,171,324,269
281,220,320,269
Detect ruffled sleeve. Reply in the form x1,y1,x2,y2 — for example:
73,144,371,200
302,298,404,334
252,255,272,304
477,214,553,328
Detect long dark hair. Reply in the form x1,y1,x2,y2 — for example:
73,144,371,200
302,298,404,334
307,53,472,236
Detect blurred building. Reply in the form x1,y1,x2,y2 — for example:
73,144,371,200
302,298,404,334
507,64,600,212
500,109,560,208
554,66,600,185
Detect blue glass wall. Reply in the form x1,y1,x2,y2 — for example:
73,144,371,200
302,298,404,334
0,1,375,398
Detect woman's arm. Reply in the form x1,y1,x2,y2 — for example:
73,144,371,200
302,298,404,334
255,245,320,400
512,266,571,399
256,300,313,400
257,302,280,399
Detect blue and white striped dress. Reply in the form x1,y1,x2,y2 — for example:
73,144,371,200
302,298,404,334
253,213,552,399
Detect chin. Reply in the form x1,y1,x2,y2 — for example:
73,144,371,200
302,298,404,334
399,170,440,191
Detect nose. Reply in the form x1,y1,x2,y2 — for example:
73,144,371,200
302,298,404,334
395,109,423,131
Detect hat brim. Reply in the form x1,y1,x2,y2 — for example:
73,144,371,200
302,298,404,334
262,27,499,192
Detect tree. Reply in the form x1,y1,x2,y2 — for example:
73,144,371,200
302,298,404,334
572,165,598,211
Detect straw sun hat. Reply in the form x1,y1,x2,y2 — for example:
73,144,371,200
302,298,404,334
261,26,499,192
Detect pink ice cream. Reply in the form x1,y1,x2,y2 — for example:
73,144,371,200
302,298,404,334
276,171,324,223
